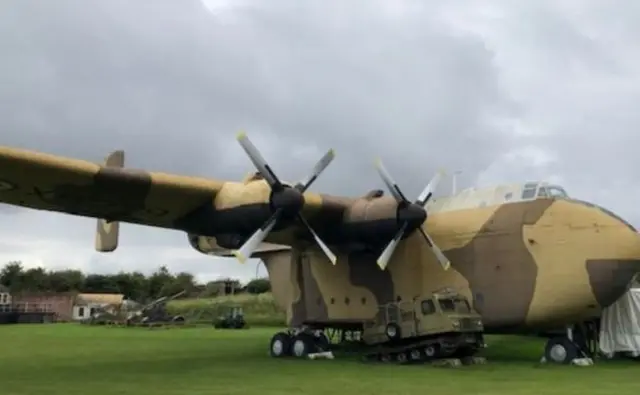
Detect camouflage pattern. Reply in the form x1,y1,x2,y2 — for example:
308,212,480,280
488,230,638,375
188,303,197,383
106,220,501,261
1,145,640,335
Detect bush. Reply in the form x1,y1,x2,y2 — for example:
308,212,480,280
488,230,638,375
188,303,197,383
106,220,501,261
167,292,286,327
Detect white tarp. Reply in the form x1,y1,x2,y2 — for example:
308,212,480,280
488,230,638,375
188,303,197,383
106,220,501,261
599,287,640,357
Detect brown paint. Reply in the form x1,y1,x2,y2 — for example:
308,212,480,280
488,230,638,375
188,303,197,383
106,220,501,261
586,259,640,308
446,200,553,327
291,250,329,326
348,250,395,305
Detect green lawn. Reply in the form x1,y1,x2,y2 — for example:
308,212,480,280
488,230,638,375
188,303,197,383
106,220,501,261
0,324,638,395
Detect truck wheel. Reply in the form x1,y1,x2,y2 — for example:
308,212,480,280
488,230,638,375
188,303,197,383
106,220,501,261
409,349,422,361
385,323,402,340
395,352,408,364
424,345,439,358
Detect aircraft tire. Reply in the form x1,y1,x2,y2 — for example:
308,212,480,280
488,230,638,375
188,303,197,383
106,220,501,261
291,333,314,358
270,332,292,358
313,331,330,351
544,336,578,364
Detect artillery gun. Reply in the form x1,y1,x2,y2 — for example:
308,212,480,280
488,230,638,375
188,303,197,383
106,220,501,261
360,289,486,365
126,290,187,326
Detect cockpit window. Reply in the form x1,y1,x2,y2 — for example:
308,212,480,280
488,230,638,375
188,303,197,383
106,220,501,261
546,185,568,198
521,187,537,199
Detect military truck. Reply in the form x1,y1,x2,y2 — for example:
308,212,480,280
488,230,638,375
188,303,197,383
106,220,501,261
213,306,248,329
361,289,486,365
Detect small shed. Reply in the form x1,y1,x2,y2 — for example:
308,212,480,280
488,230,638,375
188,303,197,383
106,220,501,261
73,293,124,320
0,285,11,309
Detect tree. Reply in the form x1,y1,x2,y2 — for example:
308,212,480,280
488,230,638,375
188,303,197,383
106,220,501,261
246,277,271,294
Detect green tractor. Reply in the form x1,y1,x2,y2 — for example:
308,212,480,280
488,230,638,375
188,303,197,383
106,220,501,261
213,306,248,329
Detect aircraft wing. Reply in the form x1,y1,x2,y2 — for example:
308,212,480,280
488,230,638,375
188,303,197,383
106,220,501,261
0,146,225,229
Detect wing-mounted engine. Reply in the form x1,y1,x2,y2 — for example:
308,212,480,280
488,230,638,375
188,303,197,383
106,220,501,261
370,159,450,271
187,233,290,258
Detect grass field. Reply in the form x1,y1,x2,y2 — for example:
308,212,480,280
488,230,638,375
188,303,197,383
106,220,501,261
0,324,639,395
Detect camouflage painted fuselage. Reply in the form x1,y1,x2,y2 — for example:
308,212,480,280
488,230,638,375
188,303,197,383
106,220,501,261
262,197,640,333
1,145,638,334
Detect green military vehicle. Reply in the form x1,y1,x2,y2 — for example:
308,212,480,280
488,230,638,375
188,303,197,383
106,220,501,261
361,289,486,365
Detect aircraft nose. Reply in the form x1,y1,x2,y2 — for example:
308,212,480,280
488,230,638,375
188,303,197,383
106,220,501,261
579,201,640,308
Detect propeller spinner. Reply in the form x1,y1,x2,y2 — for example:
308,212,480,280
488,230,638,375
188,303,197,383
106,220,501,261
231,132,337,265
373,158,449,271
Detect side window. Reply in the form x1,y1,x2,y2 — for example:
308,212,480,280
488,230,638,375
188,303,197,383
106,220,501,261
521,188,536,199
421,300,435,315
78,307,85,317
439,299,455,311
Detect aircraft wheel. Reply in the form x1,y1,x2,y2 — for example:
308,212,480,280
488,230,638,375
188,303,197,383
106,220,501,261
270,332,292,358
291,333,314,358
314,331,330,351
544,337,578,364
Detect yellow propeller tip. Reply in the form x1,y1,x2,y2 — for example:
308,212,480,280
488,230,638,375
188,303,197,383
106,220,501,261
236,130,246,140
443,261,451,270
232,250,247,264
376,261,387,270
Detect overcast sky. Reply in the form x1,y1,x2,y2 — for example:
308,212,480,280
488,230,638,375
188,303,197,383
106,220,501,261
1,0,639,283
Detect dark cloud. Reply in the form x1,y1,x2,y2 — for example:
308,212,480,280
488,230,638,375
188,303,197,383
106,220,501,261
8,0,610,278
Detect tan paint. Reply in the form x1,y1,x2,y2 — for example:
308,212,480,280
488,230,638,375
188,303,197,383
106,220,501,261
524,199,640,325
3,144,640,335
308,249,379,320
95,150,124,252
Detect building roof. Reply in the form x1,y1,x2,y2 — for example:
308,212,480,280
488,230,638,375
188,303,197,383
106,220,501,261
75,293,124,306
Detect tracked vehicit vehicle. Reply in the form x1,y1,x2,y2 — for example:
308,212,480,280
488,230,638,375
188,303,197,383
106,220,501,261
360,290,486,365
268,289,487,366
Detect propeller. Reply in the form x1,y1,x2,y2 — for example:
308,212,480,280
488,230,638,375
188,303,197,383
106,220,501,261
373,158,449,271
231,132,337,265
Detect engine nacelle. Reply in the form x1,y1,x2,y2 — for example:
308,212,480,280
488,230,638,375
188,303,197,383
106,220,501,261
187,233,237,257
187,233,291,258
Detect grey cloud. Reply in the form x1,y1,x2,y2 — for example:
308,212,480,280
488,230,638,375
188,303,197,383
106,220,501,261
0,0,516,196
0,0,522,277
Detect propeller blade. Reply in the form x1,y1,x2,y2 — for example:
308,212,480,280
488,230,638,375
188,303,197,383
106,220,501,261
236,131,282,189
416,169,445,206
231,210,281,264
418,228,450,270
376,222,408,270
374,158,409,202
297,214,337,265
294,149,336,192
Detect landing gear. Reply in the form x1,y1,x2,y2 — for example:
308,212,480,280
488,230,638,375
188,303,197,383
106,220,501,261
269,329,331,358
270,332,291,357
542,323,596,365
544,337,578,364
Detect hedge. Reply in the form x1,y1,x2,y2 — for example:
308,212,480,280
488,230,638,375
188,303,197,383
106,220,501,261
166,292,286,327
